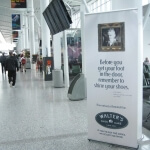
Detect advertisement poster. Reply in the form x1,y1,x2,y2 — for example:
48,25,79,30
11,0,27,8
67,36,82,64
43,57,53,81
12,31,18,39
12,14,21,30
85,9,142,148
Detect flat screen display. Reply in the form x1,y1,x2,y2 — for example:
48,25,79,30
43,0,72,35
11,0,27,8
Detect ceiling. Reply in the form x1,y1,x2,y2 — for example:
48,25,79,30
0,0,149,46
0,0,90,45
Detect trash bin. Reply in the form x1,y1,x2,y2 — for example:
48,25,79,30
52,69,64,87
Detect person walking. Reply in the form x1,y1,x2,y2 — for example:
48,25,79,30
5,51,19,87
0,53,6,74
21,55,26,72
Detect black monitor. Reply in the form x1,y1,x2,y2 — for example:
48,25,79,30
43,0,72,35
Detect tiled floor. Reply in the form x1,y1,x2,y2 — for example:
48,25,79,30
0,67,150,150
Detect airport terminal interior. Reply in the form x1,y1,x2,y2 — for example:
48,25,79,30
0,0,150,150
0,67,149,150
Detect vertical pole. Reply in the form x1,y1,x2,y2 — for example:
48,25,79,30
80,4,86,77
30,0,35,54
28,13,31,54
53,32,62,69
63,31,69,87
19,31,22,51
22,13,25,50
29,0,36,67
137,0,143,140
25,12,29,49
40,0,51,57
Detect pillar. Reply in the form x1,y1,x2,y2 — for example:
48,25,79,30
63,31,69,87
25,12,29,49
80,4,86,77
53,32,62,69
21,13,25,50
28,0,36,64
40,0,51,57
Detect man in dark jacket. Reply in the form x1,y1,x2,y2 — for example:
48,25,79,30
0,53,6,73
5,51,19,87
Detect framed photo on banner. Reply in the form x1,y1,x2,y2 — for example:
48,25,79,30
98,22,125,52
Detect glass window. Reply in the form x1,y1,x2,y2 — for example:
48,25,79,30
72,12,81,28
101,0,105,12
143,0,149,5
106,0,111,11
72,0,112,28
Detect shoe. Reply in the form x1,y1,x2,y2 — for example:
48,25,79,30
12,85,15,88
10,81,13,87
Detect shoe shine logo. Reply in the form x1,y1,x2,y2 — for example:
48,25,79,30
95,112,128,129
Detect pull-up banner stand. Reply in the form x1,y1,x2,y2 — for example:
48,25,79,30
43,57,54,81
85,9,142,148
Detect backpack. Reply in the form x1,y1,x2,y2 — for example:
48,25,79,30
21,58,26,64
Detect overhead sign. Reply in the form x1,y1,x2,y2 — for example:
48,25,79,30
12,14,21,30
12,31,18,39
11,0,27,8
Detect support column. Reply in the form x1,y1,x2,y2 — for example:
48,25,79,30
63,31,69,87
28,14,31,53
137,0,143,140
80,2,89,77
40,0,51,57
53,32,62,69
18,31,22,51
28,0,36,64
25,12,29,49
21,13,25,50
80,5,86,76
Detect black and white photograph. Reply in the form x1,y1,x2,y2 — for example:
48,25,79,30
98,22,125,52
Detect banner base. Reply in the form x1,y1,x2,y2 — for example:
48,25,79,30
87,138,139,149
